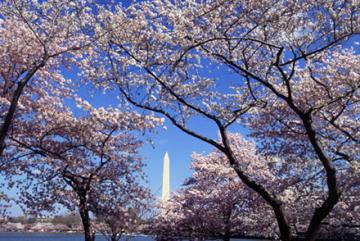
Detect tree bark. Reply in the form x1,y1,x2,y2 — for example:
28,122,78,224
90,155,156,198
111,233,117,241
300,116,341,241
219,128,293,241
223,235,230,241
215,50,344,241
223,202,232,241
231,161,293,241
110,233,122,241
0,64,44,156
79,195,95,241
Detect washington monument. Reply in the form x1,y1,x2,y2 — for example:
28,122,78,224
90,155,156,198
162,152,170,204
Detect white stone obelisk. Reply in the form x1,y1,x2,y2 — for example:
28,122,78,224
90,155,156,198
162,152,170,205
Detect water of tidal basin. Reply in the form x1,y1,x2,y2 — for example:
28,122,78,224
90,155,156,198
0,233,268,241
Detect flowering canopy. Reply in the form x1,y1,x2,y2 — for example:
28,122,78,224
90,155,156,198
90,1,359,240
0,0,96,156
0,1,358,241
154,134,359,240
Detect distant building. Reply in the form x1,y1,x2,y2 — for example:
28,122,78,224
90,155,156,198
162,152,170,209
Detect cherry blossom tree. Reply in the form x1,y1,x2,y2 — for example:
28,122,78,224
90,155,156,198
89,1,359,240
8,95,162,241
154,134,359,240
0,0,96,156
1,1,357,240
92,188,153,241
319,194,360,240
153,140,275,241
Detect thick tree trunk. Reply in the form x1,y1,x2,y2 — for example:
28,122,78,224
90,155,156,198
111,234,116,241
223,204,232,241
232,162,293,241
79,197,95,241
223,235,230,241
219,129,293,241
230,158,292,241
110,233,121,241
300,116,341,241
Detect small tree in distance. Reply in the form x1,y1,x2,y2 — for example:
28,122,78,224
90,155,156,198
52,213,82,230
89,150,155,241
92,194,153,241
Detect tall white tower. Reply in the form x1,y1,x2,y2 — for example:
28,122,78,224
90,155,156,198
162,152,170,205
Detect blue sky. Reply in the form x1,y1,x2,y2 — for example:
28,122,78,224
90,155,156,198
4,75,221,216
141,119,214,197
74,83,220,199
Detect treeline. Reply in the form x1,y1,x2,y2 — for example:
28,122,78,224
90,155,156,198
8,213,81,228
